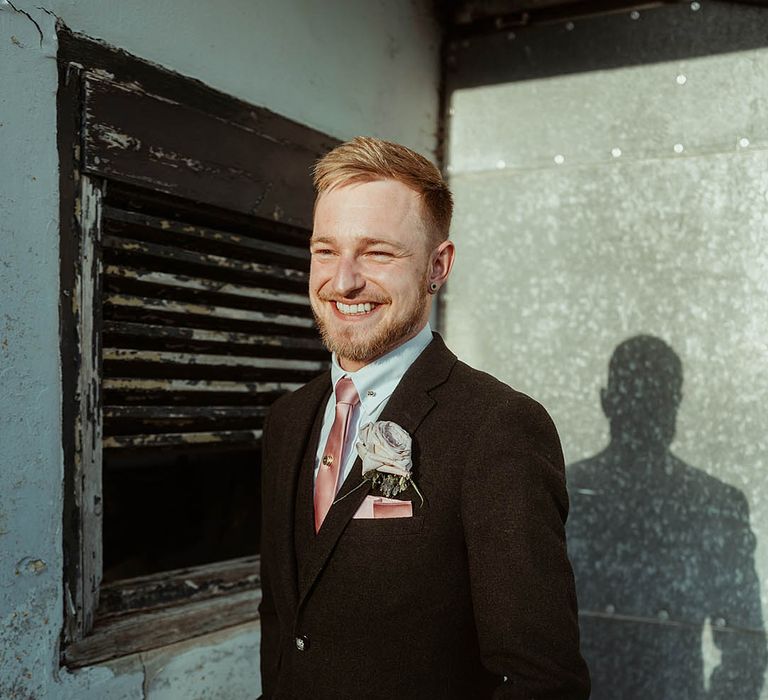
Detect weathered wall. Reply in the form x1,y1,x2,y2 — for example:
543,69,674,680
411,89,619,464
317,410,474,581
46,0,441,158
0,1,440,697
444,2,768,697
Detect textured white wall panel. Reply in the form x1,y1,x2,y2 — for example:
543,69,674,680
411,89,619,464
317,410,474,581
445,33,768,699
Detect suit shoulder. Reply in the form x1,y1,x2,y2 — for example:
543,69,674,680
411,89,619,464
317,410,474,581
449,360,553,419
442,360,560,449
446,361,566,485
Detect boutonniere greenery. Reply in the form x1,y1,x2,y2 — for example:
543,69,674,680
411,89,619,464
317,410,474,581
334,420,424,506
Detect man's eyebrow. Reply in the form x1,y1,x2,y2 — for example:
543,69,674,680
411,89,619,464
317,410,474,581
309,236,335,246
309,236,408,253
357,237,408,252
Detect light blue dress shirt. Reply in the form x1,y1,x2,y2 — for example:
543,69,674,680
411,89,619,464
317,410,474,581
313,322,434,491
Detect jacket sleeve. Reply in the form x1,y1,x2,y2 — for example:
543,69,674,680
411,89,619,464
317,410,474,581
461,395,591,700
258,411,281,698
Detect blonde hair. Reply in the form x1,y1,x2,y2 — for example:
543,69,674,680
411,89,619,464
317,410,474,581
313,136,453,245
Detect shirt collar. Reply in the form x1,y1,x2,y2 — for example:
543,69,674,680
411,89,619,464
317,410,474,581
330,323,433,414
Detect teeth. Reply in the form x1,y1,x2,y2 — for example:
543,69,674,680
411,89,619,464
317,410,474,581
335,301,376,316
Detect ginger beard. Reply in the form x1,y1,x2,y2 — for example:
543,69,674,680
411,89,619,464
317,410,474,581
310,264,431,365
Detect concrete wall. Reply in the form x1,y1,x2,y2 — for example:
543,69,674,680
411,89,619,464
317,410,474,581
0,1,440,697
444,3,768,698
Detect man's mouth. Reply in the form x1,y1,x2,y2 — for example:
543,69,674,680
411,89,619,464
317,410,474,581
334,301,380,316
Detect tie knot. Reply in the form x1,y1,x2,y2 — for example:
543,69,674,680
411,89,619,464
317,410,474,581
335,376,360,406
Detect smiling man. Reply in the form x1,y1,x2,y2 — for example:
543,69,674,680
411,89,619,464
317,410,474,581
309,176,450,369
258,137,590,699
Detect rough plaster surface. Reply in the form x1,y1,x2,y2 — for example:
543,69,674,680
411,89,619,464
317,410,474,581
445,44,768,698
0,4,66,698
54,625,260,700
0,0,438,697
141,624,260,700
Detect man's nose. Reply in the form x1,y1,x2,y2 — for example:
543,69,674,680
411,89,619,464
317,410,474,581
331,256,364,297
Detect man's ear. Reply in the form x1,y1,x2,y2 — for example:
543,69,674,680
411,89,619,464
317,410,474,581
428,240,456,291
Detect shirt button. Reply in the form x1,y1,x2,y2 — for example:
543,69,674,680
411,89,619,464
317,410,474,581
295,635,308,652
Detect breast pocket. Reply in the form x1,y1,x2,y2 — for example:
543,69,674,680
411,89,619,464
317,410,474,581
344,513,425,538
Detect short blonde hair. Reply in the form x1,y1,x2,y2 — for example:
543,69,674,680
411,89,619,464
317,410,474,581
313,136,453,245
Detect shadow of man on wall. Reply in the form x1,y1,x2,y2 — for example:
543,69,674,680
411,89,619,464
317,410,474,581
567,335,767,699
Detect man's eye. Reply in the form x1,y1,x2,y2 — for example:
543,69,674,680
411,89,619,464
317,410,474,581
311,248,334,256
368,250,392,258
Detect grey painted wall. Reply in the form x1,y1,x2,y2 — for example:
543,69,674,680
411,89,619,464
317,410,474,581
0,1,440,697
444,3,768,698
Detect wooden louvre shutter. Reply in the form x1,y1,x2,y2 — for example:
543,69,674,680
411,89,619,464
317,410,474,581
76,69,335,464
99,185,325,454
75,69,333,582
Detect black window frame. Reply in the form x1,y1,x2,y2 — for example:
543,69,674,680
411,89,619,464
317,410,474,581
58,29,335,667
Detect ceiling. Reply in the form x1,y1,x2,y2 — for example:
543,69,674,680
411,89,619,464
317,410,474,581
444,0,665,25
441,0,767,30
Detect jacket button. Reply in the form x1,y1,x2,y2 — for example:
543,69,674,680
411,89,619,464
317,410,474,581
295,635,308,652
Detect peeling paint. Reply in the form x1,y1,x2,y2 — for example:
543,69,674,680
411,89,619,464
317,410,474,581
147,146,205,172
102,428,262,449
102,348,322,371
104,265,310,306
102,377,302,393
15,557,47,575
91,123,141,151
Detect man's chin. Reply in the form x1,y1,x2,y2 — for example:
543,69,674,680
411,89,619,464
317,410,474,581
325,327,426,368
315,303,428,366
322,333,381,365
317,321,387,363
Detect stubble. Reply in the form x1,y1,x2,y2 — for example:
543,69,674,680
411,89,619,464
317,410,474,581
311,274,430,365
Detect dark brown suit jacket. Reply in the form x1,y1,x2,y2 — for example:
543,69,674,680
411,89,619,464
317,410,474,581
259,334,590,699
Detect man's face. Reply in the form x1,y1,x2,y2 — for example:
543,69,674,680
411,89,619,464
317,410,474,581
309,179,433,371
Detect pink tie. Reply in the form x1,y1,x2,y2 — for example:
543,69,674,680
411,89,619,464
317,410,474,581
314,377,360,532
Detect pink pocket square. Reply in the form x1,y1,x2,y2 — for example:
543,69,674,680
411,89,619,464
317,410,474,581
352,495,413,519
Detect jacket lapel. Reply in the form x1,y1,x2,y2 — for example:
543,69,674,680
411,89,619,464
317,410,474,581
297,333,457,606
271,373,330,616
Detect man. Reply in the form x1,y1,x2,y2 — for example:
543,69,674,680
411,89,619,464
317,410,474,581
258,136,590,699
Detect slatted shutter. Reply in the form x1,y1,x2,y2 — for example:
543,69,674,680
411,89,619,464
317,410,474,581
74,68,335,582
60,32,336,664
94,183,328,583
100,184,324,454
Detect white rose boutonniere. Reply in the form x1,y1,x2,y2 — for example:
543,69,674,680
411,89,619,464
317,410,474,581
356,421,424,504
332,420,424,506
